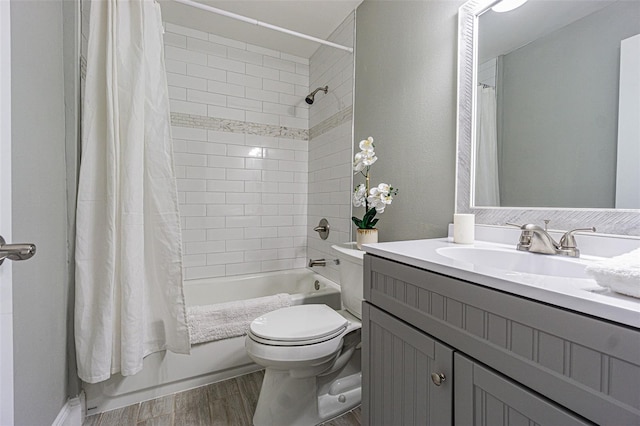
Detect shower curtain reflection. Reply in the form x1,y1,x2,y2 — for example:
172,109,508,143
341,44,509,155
475,85,500,206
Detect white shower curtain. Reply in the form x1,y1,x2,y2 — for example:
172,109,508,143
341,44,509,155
75,0,190,383
475,86,500,206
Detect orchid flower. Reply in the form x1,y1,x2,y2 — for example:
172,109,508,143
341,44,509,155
359,136,374,152
352,184,367,207
351,137,399,230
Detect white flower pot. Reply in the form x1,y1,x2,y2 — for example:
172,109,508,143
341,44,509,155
356,228,378,250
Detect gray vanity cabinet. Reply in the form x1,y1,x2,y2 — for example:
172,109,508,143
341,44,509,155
455,354,590,425
362,302,453,425
362,254,640,425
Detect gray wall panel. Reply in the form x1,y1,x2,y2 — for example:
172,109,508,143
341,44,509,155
354,1,464,242
11,1,71,424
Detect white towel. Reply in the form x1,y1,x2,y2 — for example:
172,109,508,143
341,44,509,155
187,293,292,344
585,248,640,298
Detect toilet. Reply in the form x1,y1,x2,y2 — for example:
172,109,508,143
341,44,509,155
245,243,364,426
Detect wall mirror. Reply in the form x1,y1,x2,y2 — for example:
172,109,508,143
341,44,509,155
456,0,640,235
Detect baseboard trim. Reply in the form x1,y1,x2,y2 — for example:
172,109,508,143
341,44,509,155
52,394,84,426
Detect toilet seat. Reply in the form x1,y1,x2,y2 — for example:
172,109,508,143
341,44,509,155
245,306,360,369
249,304,348,346
248,327,346,347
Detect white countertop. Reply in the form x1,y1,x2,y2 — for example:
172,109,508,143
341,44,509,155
363,236,640,329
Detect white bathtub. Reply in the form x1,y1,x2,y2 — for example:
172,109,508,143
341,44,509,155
84,269,341,414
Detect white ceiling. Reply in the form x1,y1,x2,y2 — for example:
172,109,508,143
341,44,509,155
159,0,362,58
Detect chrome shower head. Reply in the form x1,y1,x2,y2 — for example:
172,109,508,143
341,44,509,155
305,86,328,105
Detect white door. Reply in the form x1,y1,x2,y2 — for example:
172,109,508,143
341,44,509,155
0,1,14,424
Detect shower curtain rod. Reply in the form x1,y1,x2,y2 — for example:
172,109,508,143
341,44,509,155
171,0,354,53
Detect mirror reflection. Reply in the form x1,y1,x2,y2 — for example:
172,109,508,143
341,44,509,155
473,0,640,209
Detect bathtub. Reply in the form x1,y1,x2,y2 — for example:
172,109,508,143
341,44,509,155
83,269,341,414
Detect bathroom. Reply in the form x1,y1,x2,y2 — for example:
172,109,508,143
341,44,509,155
2,0,639,425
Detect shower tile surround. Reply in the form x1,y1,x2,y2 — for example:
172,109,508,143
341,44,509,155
82,0,355,282
163,17,355,281
163,23,314,280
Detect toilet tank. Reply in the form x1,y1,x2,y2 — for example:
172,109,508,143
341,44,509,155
331,243,365,319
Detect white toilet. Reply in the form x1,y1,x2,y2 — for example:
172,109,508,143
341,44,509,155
245,243,364,426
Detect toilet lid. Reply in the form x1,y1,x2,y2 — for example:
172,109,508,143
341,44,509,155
250,304,348,342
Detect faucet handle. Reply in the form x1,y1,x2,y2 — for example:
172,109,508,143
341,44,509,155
506,222,524,228
559,227,596,249
507,223,536,247
507,222,546,231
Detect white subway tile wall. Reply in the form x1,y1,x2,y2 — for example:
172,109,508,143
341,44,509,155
82,4,354,284
164,23,311,279
307,13,355,284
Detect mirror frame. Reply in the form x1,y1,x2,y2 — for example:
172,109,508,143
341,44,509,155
455,0,640,236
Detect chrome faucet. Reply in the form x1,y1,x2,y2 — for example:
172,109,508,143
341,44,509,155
508,222,595,258
308,258,327,267
308,258,340,267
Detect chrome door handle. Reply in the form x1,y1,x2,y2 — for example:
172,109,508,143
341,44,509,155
0,235,36,265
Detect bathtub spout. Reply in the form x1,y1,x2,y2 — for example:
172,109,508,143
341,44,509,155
308,258,326,267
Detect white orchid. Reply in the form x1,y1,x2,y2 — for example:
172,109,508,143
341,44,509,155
380,192,394,204
367,183,396,214
353,149,377,173
353,157,365,173
359,136,375,152
352,136,399,230
352,184,367,207
362,151,377,167
369,183,390,196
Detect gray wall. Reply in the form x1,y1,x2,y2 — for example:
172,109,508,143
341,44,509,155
498,1,640,208
11,1,71,424
354,0,463,242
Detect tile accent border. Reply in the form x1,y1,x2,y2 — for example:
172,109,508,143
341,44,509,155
170,112,309,141
309,106,353,140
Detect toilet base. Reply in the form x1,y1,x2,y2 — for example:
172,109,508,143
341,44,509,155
317,371,361,420
252,350,361,426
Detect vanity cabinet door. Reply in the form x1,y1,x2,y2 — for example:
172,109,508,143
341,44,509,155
362,302,453,426
454,353,592,426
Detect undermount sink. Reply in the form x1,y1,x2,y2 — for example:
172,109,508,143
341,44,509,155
436,245,592,279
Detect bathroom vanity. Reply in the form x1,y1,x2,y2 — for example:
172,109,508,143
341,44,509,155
361,234,640,425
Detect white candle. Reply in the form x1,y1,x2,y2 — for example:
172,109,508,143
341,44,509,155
454,214,475,244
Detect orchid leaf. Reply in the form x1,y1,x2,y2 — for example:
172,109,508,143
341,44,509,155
351,217,363,228
358,208,378,229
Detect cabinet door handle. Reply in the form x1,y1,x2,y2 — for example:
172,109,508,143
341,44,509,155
431,372,446,386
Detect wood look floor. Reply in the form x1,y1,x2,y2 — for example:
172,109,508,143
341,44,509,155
83,370,361,426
